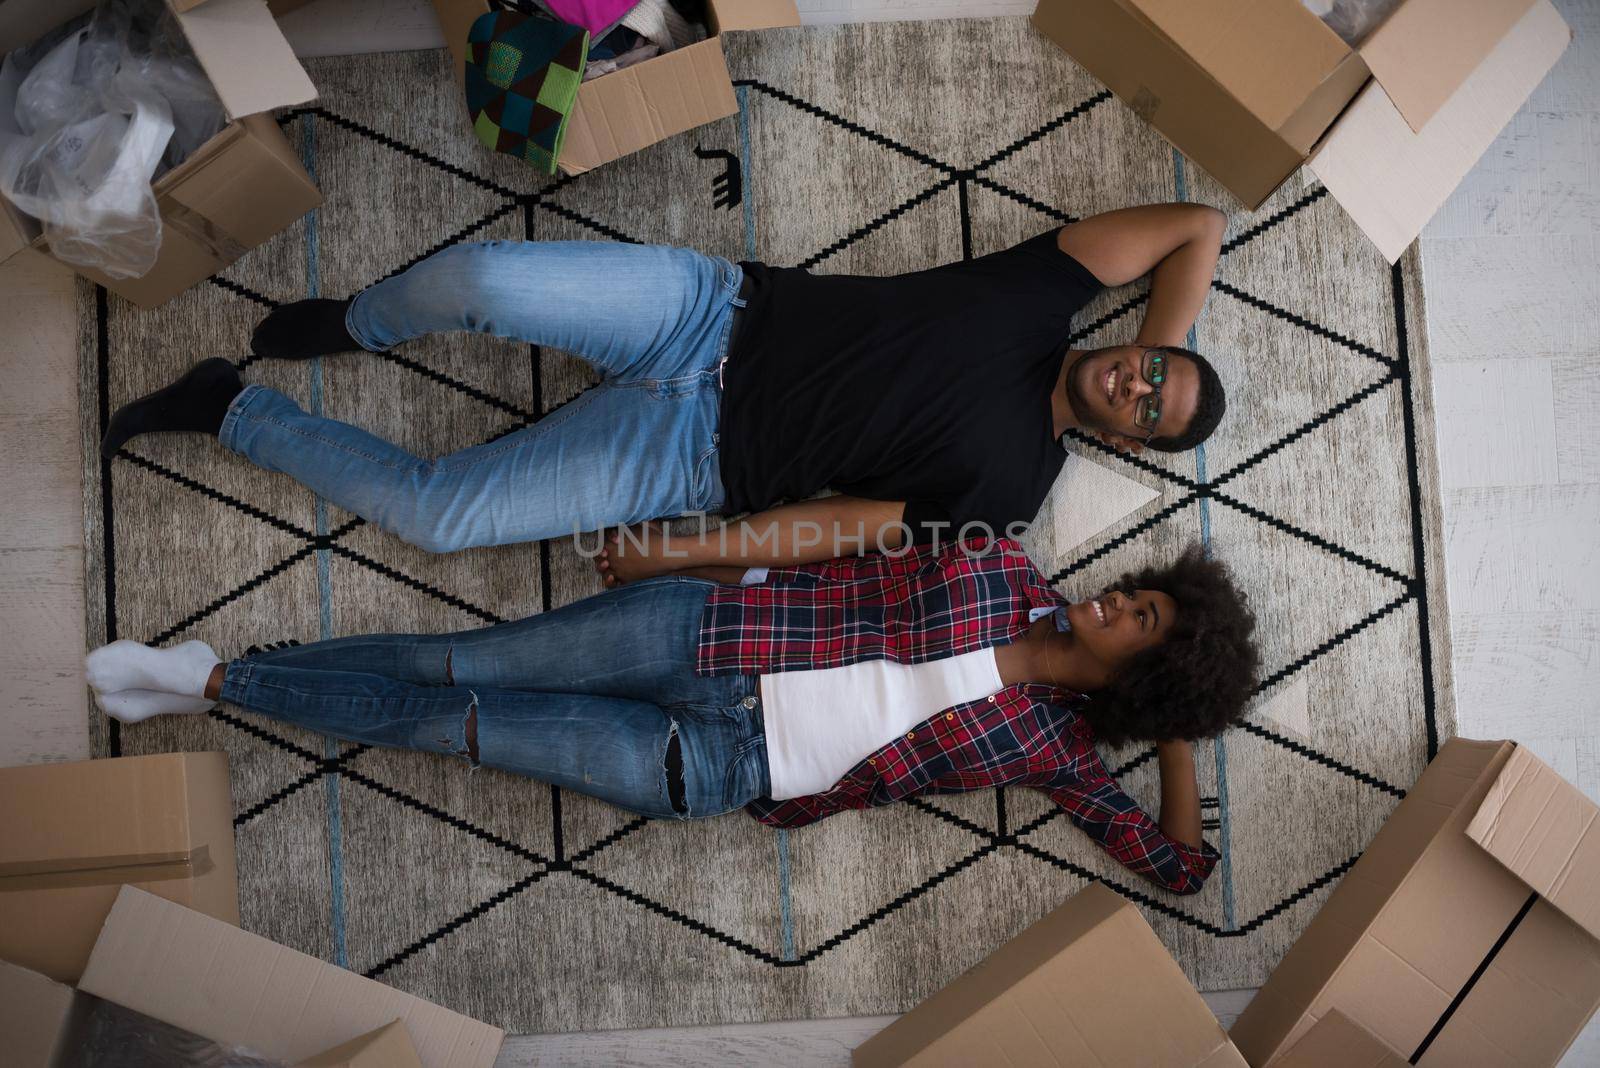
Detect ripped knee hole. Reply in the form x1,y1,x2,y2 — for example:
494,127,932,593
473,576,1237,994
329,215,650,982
665,724,687,815
463,697,480,765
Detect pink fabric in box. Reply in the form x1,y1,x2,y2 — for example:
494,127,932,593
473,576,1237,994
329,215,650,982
542,0,638,35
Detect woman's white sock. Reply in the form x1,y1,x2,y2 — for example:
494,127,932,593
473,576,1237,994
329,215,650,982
96,689,215,724
85,639,220,699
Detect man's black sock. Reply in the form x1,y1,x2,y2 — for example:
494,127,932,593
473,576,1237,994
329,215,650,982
100,358,243,459
250,297,360,360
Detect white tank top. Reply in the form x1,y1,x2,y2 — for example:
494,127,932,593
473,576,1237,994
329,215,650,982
759,648,1004,801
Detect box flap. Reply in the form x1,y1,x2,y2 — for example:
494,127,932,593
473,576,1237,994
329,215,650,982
1358,0,1538,132
170,0,316,119
0,0,97,56
1268,1010,1406,1067
854,883,1242,1067
295,1020,425,1068
1307,0,1569,262
1032,0,1309,208
707,0,801,33
1127,0,1351,130
0,959,90,1068
1467,745,1600,941
80,886,504,1068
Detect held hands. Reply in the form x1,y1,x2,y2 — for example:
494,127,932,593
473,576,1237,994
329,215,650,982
594,521,676,588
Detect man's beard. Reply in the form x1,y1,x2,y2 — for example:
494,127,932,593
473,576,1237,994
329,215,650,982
1063,352,1097,427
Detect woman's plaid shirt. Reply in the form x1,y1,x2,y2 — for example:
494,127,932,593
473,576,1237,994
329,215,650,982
695,538,1218,895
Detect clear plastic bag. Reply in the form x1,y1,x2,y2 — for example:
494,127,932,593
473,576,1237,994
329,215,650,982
64,997,283,1068
0,0,226,279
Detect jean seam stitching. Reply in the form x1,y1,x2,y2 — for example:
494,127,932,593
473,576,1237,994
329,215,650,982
242,414,407,467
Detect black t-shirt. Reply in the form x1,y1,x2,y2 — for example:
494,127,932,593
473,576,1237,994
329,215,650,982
718,230,1104,542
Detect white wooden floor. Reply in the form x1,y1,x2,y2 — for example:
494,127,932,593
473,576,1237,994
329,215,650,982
1,1,1595,1064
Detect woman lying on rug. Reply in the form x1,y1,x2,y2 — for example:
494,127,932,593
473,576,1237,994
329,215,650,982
85,537,1258,895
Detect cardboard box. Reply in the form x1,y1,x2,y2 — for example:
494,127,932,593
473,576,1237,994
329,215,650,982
296,1019,426,1068
430,0,800,175
1266,1010,1405,1067
78,885,504,1068
851,882,1245,1067
0,959,93,1068
1033,0,1571,261
0,0,320,307
0,752,239,983
1230,739,1600,1067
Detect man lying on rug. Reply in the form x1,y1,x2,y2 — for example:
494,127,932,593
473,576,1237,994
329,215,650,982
100,203,1226,565
85,536,1258,895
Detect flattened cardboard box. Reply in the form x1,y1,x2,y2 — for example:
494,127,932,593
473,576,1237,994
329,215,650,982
1231,739,1600,1067
852,881,1245,1067
1032,0,1570,261
430,0,799,175
1266,1010,1405,1068
79,885,503,1068
0,752,238,983
0,0,320,307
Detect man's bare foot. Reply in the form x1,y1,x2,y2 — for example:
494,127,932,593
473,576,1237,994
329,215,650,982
595,521,676,588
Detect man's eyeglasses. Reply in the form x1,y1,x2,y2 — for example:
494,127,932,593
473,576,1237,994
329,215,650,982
1134,348,1166,442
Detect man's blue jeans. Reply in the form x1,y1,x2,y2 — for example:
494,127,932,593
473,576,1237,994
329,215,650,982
219,241,744,553
219,577,770,819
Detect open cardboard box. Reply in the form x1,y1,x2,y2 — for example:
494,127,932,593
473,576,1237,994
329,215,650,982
1,959,431,1067
430,0,799,175
0,753,239,984
0,0,320,307
852,881,1245,1066
1033,0,1572,261
1231,739,1600,1067
75,885,503,1067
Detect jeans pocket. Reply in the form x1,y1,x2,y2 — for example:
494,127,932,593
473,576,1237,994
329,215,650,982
692,441,724,513
722,741,768,810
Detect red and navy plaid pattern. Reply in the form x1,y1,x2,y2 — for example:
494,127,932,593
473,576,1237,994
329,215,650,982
698,537,1063,675
698,538,1219,895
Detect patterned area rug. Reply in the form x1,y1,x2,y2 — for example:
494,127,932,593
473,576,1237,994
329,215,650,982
80,18,1454,1033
